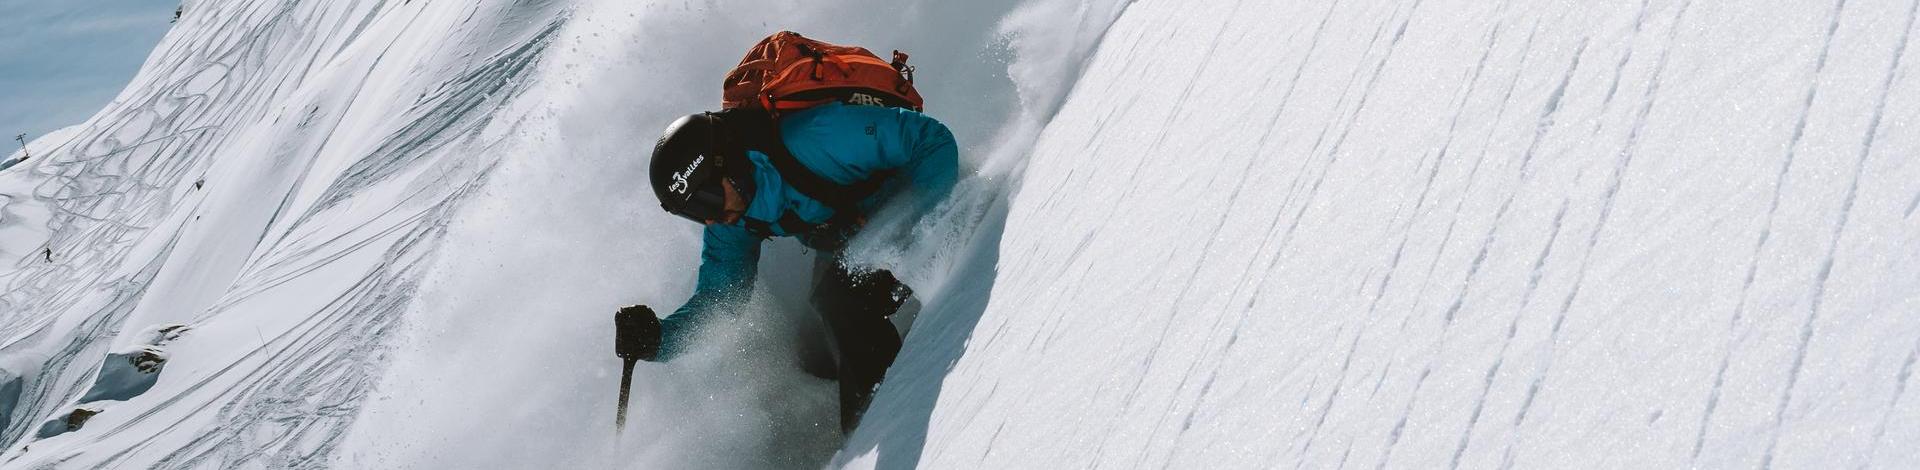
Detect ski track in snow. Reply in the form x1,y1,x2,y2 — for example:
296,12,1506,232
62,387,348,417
2,0,1919,468
0,0,557,466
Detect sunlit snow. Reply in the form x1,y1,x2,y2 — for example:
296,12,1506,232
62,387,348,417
2,0,1916,469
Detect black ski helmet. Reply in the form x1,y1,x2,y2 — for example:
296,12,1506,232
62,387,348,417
651,113,725,219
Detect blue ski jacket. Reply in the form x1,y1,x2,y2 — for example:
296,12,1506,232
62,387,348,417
661,103,958,356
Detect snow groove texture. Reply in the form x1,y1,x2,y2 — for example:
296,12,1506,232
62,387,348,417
0,0,561,466
895,0,1920,468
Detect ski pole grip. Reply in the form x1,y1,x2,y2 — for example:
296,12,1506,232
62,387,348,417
614,305,660,361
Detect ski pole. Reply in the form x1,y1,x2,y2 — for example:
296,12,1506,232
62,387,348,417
616,356,636,434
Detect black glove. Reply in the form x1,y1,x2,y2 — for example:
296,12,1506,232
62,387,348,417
846,269,912,318
614,305,661,361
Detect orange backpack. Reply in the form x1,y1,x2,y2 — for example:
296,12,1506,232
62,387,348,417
721,31,924,113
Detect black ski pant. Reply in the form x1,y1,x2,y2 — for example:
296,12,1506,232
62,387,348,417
810,253,908,435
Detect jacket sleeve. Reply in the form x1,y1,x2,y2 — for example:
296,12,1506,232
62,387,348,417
660,223,761,359
882,111,959,215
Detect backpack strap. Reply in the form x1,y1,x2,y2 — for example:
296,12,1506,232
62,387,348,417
720,108,895,216
741,207,842,241
759,122,895,212
742,218,774,238
777,210,819,235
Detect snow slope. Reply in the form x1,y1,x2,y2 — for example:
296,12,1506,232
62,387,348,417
2,0,1917,468
0,0,567,465
0,0,1115,467
850,0,1920,468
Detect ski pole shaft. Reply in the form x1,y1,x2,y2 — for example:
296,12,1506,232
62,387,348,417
616,357,636,434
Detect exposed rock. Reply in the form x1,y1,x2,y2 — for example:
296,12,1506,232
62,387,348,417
34,405,102,439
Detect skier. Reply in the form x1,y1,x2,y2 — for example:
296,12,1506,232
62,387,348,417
609,30,953,435
622,100,956,433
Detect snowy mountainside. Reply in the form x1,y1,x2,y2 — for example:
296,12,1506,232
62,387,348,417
1,0,1122,467
1,0,1915,468
848,0,1920,468
0,0,564,466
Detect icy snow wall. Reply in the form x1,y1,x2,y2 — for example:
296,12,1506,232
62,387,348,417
848,0,1920,468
